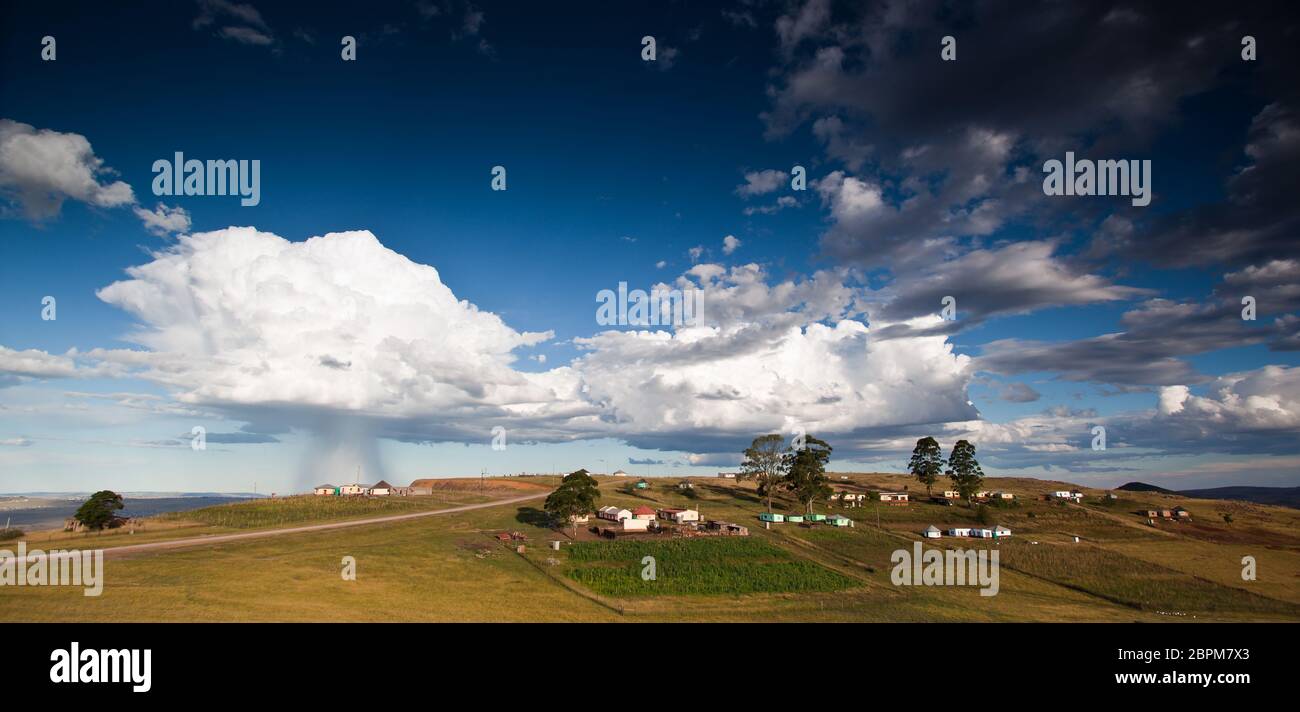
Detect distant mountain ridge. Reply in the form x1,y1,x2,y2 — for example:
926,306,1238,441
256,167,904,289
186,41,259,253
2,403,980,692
1117,482,1300,509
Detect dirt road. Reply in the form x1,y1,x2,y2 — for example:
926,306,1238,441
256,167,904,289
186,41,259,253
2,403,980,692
0,491,549,564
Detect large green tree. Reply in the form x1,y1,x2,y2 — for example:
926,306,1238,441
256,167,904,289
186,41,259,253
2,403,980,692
74,490,124,530
946,440,985,504
783,436,833,515
544,469,601,536
740,433,788,513
907,436,945,496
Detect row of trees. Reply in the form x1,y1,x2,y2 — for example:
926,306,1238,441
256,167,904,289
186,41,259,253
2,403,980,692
907,436,985,502
539,434,979,531
739,434,834,515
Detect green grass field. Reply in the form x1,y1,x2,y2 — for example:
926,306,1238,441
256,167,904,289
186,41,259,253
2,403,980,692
2,474,1298,622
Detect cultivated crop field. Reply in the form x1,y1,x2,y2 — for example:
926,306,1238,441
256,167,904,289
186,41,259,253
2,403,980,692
564,537,861,597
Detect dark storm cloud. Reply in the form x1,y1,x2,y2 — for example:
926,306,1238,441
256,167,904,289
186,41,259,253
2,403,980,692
1118,103,1300,268
764,0,1298,267
767,0,1284,143
873,240,1147,326
976,295,1274,385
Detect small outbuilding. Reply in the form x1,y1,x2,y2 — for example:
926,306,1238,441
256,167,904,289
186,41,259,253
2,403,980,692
826,514,854,527
922,525,942,539
879,492,909,505
758,512,785,523
632,505,657,520
706,520,749,536
621,517,650,532
598,506,632,521
313,484,336,496
657,507,700,523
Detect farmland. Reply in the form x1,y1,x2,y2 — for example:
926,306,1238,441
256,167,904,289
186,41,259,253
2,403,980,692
2,473,1299,622
564,537,860,596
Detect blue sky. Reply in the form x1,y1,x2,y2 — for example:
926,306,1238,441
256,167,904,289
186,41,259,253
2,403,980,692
2,0,1299,493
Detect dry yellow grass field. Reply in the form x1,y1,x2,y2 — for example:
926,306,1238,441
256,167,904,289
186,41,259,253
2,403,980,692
2,474,1296,622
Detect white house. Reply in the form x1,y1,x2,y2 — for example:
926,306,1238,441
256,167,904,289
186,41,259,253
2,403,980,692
1052,490,1084,502
947,526,973,537
943,490,962,499
657,507,700,523
922,525,942,539
632,506,657,521
339,483,372,496
597,506,632,521
990,491,1015,500
994,525,1012,537
569,513,590,524
621,517,650,532
370,480,394,496
970,527,994,538
313,484,336,496
717,472,737,479
613,469,629,477
879,492,909,504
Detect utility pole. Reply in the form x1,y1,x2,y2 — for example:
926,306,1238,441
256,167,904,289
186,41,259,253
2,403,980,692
480,467,486,494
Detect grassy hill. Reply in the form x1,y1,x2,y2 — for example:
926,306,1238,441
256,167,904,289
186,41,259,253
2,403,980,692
1120,480,1300,509
2,474,1297,622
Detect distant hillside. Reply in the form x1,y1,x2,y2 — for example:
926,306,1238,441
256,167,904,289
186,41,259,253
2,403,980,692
1118,481,1300,509
1178,486,1300,509
1116,482,1173,493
